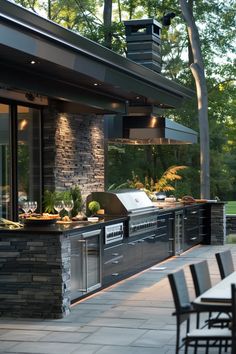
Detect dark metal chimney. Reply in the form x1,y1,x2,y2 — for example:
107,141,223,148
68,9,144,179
124,18,162,73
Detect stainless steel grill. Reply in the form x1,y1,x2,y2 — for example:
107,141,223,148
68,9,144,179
87,190,159,238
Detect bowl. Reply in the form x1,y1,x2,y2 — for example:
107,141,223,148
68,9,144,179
87,217,99,223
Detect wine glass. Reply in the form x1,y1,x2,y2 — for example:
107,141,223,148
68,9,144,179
22,201,30,214
54,200,64,217
64,200,74,218
29,201,37,214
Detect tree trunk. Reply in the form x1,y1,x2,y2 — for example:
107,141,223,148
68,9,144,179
47,0,51,20
103,0,113,49
179,0,210,199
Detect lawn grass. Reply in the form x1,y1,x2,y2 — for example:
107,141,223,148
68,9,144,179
226,201,236,214
227,234,236,243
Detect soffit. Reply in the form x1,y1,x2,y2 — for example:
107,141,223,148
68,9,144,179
0,1,194,110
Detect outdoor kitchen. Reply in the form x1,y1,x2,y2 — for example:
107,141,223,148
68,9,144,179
0,0,227,320
0,190,225,318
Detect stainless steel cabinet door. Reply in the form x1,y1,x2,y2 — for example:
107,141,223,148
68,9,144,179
70,229,101,301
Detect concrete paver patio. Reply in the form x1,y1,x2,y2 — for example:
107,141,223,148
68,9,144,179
0,243,236,354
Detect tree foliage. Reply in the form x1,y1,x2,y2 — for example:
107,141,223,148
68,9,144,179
13,0,236,199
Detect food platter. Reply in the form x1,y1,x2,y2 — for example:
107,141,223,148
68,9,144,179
23,217,58,226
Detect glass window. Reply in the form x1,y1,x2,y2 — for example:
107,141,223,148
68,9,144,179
0,104,11,219
17,106,41,214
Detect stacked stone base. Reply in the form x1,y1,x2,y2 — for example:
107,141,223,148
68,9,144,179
210,202,226,245
0,232,70,318
226,215,236,235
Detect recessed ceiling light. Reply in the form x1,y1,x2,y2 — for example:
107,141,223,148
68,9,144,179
136,96,140,100
94,83,98,86
30,60,36,65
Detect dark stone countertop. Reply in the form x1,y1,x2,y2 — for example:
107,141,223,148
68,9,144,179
0,216,127,235
0,201,224,236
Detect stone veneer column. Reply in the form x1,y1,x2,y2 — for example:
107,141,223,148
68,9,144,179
43,103,104,197
210,202,226,245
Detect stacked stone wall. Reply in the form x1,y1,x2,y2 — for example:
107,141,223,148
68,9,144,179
226,215,236,235
210,203,226,245
43,104,104,199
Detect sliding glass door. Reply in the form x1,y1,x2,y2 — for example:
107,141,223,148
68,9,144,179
0,101,42,220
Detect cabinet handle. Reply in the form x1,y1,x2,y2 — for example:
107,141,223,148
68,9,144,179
82,230,101,238
156,233,166,238
112,260,119,264
168,238,174,241
112,273,119,276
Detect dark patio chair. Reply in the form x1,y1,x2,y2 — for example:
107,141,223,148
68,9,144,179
190,260,231,328
168,269,231,354
190,260,212,297
215,250,234,279
231,283,236,353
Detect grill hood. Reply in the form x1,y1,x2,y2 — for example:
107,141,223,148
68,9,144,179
87,190,155,215
104,115,197,145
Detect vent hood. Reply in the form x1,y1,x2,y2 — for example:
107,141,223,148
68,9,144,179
104,115,198,145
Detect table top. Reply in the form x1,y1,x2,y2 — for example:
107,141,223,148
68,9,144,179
193,271,236,311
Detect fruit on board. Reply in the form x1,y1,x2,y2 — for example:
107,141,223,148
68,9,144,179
88,201,101,215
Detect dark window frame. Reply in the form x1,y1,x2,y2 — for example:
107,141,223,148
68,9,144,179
0,98,43,221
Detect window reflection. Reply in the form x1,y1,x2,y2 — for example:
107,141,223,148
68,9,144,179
17,106,41,214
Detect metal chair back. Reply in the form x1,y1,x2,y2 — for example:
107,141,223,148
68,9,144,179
190,260,212,297
215,250,234,279
168,269,192,318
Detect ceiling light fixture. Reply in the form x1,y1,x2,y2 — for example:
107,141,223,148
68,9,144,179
25,92,35,101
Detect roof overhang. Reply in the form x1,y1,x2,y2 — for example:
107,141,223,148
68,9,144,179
0,0,195,113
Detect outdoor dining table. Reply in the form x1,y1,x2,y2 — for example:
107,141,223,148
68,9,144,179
193,271,236,313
